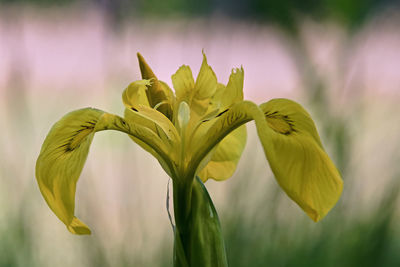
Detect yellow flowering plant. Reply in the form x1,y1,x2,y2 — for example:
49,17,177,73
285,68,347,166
36,53,343,267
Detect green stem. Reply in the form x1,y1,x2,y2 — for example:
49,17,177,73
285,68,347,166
173,177,193,267
172,177,228,267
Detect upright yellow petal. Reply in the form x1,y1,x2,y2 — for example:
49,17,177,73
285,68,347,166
172,53,217,118
191,53,217,117
221,67,244,108
206,83,226,112
137,53,174,120
193,53,217,101
172,65,195,103
197,68,246,182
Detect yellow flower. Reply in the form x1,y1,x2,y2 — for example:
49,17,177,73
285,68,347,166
36,52,343,235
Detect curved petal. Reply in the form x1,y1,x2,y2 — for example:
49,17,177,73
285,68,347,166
122,80,180,145
36,108,173,235
190,101,253,176
123,108,176,177
122,80,151,108
259,99,343,221
190,100,343,221
260,99,323,147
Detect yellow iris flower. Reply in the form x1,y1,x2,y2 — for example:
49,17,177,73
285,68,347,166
36,53,343,239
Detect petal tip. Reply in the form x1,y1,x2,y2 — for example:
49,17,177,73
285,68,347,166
201,50,208,64
137,53,156,80
307,210,321,222
67,217,92,235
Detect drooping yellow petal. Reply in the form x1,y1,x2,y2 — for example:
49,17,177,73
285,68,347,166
259,98,342,221
190,100,343,221
36,108,173,234
36,108,105,234
261,99,323,147
137,53,174,120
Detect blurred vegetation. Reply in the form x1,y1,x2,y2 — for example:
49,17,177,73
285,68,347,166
1,0,399,29
1,0,400,266
221,159,400,267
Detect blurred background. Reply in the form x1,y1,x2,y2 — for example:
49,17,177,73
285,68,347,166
1,0,400,266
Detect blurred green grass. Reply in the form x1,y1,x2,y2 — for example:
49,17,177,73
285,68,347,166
220,155,400,267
